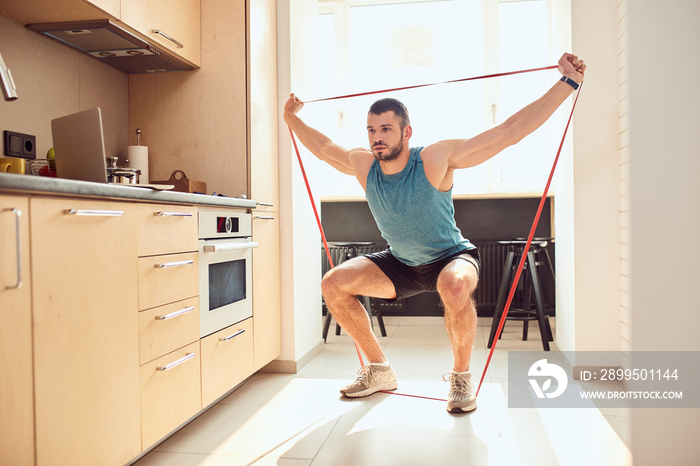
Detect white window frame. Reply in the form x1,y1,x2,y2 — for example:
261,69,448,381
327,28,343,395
311,0,561,196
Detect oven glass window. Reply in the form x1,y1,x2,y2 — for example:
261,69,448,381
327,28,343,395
208,259,246,310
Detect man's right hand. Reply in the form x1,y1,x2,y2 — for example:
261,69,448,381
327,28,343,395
284,93,304,116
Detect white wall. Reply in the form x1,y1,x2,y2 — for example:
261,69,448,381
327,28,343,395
618,0,632,356
554,0,621,353
276,0,325,369
627,1,700,463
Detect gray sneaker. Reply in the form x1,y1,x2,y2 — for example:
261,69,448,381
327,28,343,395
340,364,398,398
443,371,477,413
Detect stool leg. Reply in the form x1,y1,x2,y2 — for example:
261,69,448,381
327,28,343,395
522,277,533,341
335,323,341,336
527,251,550,351
365,296,387,337
362,296,375,332
488,249,515,348
322,306,333,343
376,311,387,337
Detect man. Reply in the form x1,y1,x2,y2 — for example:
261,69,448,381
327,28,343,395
284,53,585,413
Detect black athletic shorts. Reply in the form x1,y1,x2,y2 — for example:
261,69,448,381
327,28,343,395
364,247,480,301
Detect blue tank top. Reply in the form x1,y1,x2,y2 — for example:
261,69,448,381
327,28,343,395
365,146,474,266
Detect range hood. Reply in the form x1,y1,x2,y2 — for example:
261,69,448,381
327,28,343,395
28,20,194,73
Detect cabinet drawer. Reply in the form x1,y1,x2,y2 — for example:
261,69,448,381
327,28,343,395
138,252,198,310
139,297,199,364
140,341,201,448
200,318,254,407
136,204,197,257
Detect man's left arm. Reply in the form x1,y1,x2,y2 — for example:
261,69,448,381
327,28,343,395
437,53,585,171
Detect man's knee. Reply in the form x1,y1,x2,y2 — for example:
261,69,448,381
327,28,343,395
438,270,477,306
321,267,349,299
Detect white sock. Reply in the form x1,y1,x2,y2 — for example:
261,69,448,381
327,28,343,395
454,370,471,376
370,361,390,367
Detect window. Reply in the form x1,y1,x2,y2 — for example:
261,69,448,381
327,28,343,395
305,0,561,197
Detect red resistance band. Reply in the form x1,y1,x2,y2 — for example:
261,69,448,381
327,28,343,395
288,65,582,402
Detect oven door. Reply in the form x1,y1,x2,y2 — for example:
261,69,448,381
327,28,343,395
199,237,258,338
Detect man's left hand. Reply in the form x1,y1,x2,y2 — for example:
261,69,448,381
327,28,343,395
558,53,586,83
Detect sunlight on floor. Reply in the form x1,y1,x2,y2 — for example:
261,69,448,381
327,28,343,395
134,318,631,465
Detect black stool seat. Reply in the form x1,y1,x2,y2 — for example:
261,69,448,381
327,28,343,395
487,239,555,351
322,242,387,342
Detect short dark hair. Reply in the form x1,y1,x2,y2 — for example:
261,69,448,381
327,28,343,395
368,98,410,131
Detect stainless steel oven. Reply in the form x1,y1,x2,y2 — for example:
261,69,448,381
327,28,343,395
198,209,257,338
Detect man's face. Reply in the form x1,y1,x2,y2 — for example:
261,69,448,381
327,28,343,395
367,111,405,162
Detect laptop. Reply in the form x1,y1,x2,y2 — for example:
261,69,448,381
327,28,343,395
51,107,109,183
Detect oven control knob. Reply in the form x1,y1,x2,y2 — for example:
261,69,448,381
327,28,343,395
225,217,233,233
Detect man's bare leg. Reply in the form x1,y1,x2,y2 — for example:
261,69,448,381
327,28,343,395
437,258,479,371
437,257,479,412
321,257,396,363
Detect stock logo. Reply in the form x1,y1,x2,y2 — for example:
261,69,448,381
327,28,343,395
528,359,568,399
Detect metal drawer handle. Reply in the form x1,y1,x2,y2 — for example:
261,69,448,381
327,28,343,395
155,212,193,217
157,352,195,371
4,208,22,290
256,202,275,207
203,241,258,253
254,216,275,220
64,209,124,217
156,305,195,321
154,259,194,269
220,329,245,342
152,29,184,48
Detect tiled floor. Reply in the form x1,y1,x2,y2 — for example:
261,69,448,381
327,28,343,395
134,317,631,465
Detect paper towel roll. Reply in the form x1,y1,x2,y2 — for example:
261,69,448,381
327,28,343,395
128,145,149,184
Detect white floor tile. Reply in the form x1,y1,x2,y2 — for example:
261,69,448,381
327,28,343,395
134,316,630,466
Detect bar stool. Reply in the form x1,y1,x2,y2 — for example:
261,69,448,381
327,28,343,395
487,239,555,351
322,242,387,343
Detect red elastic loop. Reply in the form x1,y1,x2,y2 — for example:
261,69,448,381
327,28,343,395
289,67,582,402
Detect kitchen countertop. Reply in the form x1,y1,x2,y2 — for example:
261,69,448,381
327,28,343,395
0,173,258,209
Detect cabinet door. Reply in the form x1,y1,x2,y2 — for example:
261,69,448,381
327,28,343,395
0,197,34,466
30,198,141,465
121,0,201,66
249,0,279,209
252,213,281,370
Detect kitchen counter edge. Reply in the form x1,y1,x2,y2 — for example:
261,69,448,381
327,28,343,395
0,173,257,209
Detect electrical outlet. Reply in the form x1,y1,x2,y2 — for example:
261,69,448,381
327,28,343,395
3,130,36,159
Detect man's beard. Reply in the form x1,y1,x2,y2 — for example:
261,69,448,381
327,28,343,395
372,139,403,162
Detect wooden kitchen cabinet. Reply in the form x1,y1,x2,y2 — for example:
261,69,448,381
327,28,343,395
0,0,198,66
128,0,246,198
0,0,115,24
137,251,199,310
29,197,141,465
0,196,34,466
200,318,254,406
140,341,201,448
252,212,281,370
139,296,200,364
121,0,201,67
248,0,281,371
136,201,201,449
135,203,198,257
89,0,120,18
248,0,279,211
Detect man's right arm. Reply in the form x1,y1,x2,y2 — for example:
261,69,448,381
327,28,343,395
283,94,355,175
